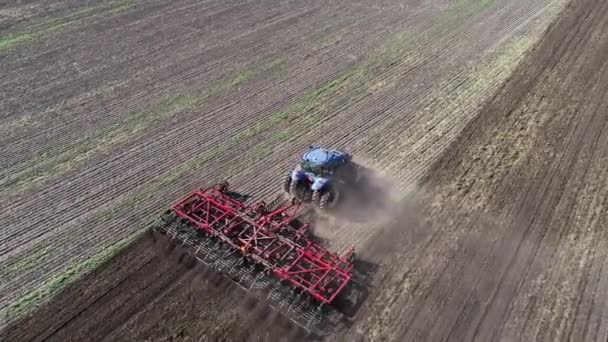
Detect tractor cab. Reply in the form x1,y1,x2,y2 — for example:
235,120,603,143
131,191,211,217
300,147,348,177
284,146,357,209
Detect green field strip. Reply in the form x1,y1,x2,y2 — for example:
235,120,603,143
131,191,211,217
1,60,282,200
0,0,488,199
0,246,53,282
0,0,139,51
91,67,363,222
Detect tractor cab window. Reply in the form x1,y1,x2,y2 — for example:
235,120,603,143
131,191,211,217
301,161,328,176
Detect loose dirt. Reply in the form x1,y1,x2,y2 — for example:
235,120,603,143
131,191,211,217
3,0,607,341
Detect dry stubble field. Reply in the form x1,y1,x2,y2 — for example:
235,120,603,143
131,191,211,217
2,0,607,340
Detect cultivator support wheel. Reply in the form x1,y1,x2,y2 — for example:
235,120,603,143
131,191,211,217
151,181,357,336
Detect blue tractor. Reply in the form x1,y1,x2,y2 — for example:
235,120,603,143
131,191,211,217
283,146,361,209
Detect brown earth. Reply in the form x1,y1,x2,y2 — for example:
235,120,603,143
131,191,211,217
3,233,312,342
345,0,608,340
3,0,608,340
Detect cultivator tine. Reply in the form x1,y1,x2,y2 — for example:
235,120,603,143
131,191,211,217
193,241,203,255
209,246,228,268
307,303,323,329
228,258,244,273
266,282,277,301
287,291,304,314
249,270,266,291
221,252,241,273
167,227,178,241
234,263,252,284
212,246,241,273
275,283,288,310
179,232,194,247
204,239,221,261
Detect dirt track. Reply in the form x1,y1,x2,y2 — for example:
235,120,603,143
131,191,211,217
3,0,608,340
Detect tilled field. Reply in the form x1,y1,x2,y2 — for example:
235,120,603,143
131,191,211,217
348,0,608,339
3,0,607,340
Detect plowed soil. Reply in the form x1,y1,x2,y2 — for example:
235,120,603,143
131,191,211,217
3,233,311,342
3,0,608,340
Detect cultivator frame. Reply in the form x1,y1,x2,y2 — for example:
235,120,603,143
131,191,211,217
151,182,357,335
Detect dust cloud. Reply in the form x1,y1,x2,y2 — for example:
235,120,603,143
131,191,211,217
304,159,429,262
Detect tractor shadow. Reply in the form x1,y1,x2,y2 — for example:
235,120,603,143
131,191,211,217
330,166,397,223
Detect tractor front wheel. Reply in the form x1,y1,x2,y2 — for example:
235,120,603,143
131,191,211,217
319,191,332,210
312,190,321,205
314,189,337,210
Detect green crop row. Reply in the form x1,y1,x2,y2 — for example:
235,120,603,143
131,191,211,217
2,61,276,200
0,0,138,51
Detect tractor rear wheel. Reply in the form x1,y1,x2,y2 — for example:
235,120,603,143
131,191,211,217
290,179,311,201
283,174,291,193
289,179,299,197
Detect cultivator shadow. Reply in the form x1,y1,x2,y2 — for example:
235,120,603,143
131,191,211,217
150,181,358,336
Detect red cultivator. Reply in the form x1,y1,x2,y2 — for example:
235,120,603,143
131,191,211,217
151,182,357,335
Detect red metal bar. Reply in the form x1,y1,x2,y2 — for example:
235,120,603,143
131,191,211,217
169,183,355,304
275,240,353,303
